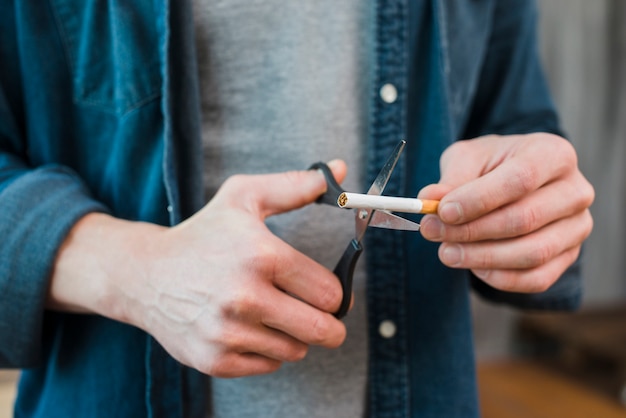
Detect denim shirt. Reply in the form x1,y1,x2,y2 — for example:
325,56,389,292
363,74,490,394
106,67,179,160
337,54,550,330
0,0,581,417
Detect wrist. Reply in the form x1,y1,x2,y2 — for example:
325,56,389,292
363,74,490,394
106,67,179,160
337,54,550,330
48,212,166,327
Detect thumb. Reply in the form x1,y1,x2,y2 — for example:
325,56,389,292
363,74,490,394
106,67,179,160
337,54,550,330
220,160,348,219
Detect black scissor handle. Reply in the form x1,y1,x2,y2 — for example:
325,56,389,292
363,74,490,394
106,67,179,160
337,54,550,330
333,239,363,318
309,162,346,207
309,162,359,318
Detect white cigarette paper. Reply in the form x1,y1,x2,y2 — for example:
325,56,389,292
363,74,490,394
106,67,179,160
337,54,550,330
337,192,439,214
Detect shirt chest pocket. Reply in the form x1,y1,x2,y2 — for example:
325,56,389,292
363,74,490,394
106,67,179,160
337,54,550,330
50,0,162,116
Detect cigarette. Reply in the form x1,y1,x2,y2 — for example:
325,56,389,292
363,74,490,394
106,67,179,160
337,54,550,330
337,192,439,214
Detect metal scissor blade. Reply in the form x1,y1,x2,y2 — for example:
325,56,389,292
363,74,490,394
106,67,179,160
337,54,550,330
366,140,406,196
355,140,407,241
368,210,421,231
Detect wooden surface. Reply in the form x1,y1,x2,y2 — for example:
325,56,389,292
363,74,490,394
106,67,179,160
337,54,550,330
0,371,17,418
517,305,626,401
519,305,626,363
478,361,626,418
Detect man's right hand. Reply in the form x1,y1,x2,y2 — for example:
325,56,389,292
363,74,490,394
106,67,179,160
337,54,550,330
47,162,348,377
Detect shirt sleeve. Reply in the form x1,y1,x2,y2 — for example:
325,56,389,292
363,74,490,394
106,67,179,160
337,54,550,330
0,165,109,367
0,35,109,366
462,0,582,311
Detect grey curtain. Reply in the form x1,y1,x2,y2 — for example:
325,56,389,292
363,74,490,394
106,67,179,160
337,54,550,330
538,0,626,303
472,0,626,360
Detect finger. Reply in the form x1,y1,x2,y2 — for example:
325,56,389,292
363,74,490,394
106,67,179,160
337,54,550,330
260,289,347,349
437,134,577,224
216,321,309,363
437,209,592,270
416,183,453,201
438,158,551,225
422,177,593,242
222,160,348,219
258,233,343,314
203,351,283,378
216,278,345,349
272,251,353,316
470,246,581,293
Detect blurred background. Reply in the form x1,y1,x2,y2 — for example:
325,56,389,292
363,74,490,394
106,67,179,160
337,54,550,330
474,0,626,416
1,1,625,417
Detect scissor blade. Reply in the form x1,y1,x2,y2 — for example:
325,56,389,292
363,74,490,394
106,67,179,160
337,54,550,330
365,140,406,196
355,140,407,242
368,210,421,231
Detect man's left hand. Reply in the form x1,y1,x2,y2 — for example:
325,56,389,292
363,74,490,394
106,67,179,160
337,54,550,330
418,133,594,293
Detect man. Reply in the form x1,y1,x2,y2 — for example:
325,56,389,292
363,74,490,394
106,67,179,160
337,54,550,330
0,0,593,417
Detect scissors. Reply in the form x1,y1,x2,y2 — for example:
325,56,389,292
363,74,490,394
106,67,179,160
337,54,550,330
310,140,424,318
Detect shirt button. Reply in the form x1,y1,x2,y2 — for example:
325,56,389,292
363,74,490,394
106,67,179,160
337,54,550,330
166,205,173,213
379,83,398,104
378,320,397,339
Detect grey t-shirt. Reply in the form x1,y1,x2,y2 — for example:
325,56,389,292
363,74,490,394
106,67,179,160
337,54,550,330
193,0,374,416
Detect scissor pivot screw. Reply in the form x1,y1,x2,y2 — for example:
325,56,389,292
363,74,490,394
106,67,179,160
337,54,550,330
359,209,369,219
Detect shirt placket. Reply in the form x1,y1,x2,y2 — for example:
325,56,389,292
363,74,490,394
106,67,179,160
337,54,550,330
366,0,410,417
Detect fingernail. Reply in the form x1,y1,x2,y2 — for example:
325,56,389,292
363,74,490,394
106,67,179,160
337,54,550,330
420,216,444,240
441,244,463,266
440,202,463,223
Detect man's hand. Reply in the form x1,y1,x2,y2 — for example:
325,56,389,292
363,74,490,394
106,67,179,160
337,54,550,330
48,162,349,378
418,133,594,293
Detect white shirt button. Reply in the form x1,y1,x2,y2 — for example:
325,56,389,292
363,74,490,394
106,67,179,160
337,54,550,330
166,205,173,213
378,320,397,339
379,83,398,104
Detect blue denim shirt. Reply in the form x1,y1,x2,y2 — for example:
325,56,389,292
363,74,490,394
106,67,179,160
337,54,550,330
0,0,581,417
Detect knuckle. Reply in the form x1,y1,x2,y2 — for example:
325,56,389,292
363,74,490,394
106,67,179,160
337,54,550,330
442,139,475,163
510,164,538,196
536,134,578,174
449,223,473,242
244,241,278,274
209,358,241,378
526,275,553,293
220,328,245,351
281,169,306,187
473,245,494,269
525,243,552,268
308,317,331,345
284,344,309,362
459,222,482,242
507,206,538,236
581,210,594,239
576,179,596,209
317,279,343,312
263,360,283,375
223,290,261,319
553,136,578,166
308,316,345,348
